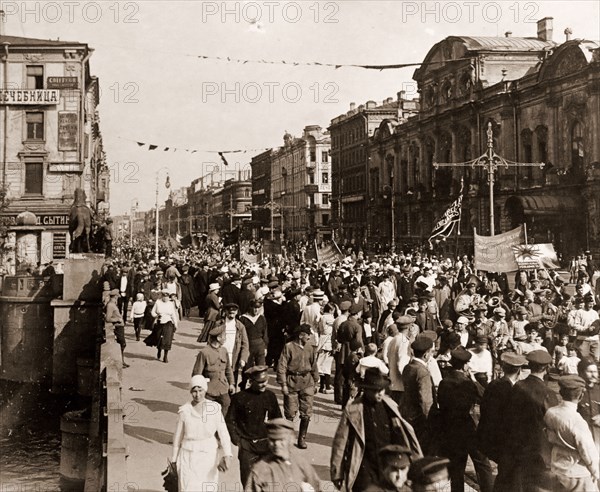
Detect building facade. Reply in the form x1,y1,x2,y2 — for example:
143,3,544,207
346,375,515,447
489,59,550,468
329,98,402,245
270,126,331,242
368,18,600,257
250,149,273,239
0,35,106,273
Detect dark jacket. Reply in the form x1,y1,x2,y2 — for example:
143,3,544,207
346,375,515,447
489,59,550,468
477,375,514,462
400,359,435,427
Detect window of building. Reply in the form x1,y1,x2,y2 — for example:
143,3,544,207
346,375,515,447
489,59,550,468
25,161,43,195
26,66,44,89
26,112,44,140
309,173,315,184
571,121,584,175
322,172,329,184
322,213,329,225
322,151,328,162
310,150,316,162
322,194,330,205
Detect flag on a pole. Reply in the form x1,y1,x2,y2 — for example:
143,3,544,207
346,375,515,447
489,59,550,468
474,225,525,273
428,179,463,248
512,243,561,270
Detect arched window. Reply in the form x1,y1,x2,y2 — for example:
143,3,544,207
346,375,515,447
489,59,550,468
571,121,584,177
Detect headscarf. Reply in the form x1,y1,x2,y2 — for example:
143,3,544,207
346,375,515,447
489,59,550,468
190,375,209,391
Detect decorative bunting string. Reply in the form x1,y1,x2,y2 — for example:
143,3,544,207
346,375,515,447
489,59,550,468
196,54,472,71
117,136,269,155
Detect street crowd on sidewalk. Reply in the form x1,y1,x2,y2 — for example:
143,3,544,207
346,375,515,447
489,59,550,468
101,236,600,492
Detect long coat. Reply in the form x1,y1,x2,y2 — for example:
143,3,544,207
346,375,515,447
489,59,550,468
330,394,422,492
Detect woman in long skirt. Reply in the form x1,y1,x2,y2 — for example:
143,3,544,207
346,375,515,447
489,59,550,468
317,302,336,393
171,375,233,492
143,289,178,363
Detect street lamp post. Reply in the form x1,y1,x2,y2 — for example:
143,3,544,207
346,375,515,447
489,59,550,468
130,198,138,248
434,122,544,236
155,169,170,263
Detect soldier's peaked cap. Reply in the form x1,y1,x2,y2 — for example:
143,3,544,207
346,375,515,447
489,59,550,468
408,457,450,485
244,365,269,381
265,418,294,439
526,350,553,365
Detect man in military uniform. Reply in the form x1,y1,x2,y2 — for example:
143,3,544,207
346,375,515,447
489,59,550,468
276,324,318,449
226,365,282,486
502,349,559,492
363,445,412,492
244,418,321,492
407,457,451,492
192,324,235,415
435,347,493,492
477,352,527,466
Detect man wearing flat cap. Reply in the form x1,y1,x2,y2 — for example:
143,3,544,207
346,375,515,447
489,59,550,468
226,365,282,485
407,457,451,492
544,375,599,491
276,324,318,449
478,352,527,466
192,324,235,416
331,368,422,492
244,418,321,492
501,349,559,492
213,302,249,390
400,336,436,444
362,445,412,492
434,347,493,492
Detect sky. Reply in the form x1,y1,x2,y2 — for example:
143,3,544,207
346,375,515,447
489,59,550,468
2,0,599,215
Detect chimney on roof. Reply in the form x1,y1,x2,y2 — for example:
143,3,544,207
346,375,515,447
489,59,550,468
366,100,376,109
349,102,356,111
398,90,406,101
505,31,512,38
537,17,553,42
386,97,394,104
564,27,573,41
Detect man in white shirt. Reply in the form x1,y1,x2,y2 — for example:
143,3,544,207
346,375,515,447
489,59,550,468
387,316,413,404
414,266,436,293
544,375,599,491
468,336,494,386
569,294,600,362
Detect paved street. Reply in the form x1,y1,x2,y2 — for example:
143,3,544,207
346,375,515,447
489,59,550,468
122,311,479,492
121,312,339,492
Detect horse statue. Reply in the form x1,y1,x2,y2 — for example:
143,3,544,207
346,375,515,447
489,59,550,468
69,188,94,253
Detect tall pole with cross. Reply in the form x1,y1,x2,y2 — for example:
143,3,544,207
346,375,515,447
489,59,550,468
433,122,545,236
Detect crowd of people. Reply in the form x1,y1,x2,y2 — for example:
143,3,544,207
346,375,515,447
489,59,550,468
101,237,600,492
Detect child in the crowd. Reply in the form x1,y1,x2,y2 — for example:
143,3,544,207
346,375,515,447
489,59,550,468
557,343,581,375
132,293,147,341
553,334,569,368
356,342,389,378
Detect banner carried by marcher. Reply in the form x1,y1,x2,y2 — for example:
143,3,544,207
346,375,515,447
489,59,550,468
315,239,344,265
239,244,261,263
512,243,561,271
474,225,525,273
428,179,463,248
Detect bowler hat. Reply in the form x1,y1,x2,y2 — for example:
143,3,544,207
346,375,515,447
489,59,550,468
360,367,390,390
451,346,472,363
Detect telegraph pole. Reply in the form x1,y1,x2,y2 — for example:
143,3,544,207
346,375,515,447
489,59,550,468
434,122,544,236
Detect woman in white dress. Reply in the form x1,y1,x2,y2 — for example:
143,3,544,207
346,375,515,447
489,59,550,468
171,375,233,491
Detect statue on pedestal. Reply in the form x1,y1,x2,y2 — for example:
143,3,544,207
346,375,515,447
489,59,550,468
69,188,93,253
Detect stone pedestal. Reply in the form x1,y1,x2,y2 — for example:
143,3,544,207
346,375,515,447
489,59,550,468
51,253,105,394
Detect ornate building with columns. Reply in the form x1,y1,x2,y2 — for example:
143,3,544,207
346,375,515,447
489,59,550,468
369,17,600,258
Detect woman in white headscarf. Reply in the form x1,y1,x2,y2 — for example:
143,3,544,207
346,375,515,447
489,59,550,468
171,375,233,491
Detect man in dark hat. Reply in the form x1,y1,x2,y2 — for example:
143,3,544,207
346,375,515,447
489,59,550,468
363,445,412,492
215,302,249,389
226,365,282,485
331,367,422,492
192,324,235,415
434,347,493,492
245,418,321,491
276,324,318,449
478,352,527,465
544,375,599,491
239,300,268,390
501,350,559,492
408,457,451,492
400,336,435,443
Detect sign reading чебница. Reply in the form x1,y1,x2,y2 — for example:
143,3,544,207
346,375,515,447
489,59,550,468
0,89,60,105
